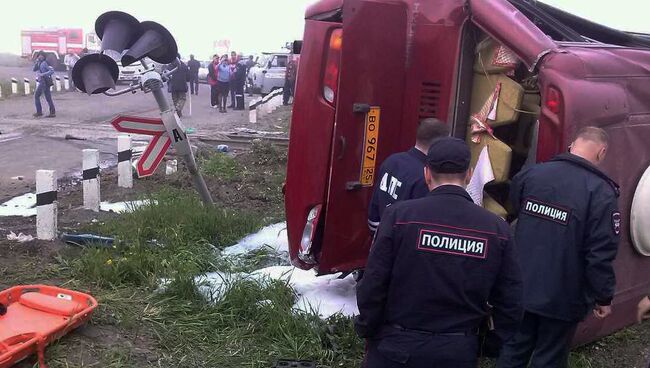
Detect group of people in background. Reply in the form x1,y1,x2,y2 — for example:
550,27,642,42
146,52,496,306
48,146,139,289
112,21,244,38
206,52,247,113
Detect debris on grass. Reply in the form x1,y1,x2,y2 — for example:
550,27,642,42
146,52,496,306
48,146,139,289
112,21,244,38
61,233,114,247
0,193,36,217
6,231,34,242
195,266,358,320
222,222,288,256
99,200,153,214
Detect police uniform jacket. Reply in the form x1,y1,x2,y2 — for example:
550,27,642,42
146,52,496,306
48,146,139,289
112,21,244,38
510,153,620,322
356,185,523,343
368,148,430,232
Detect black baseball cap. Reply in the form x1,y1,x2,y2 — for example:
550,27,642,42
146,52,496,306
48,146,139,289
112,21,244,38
426,137,471,173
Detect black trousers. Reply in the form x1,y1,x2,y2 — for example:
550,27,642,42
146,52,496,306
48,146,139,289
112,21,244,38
234,81,245,110
217,81,230,110
283,78,294,105
364,326,478,368
210,84,219,107
229,80,236,107
497,312,577,368
189,74,199,95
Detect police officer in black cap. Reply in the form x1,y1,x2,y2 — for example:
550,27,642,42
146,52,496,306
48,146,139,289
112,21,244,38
367,118,449,233
356,137,523,368
498,126,621,368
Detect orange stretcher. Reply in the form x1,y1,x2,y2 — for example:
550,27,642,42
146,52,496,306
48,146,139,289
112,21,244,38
0,285,98,368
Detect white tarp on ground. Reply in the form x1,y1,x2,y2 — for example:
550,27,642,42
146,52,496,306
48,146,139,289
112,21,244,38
192,223,359,319
99,200,152,213
222,222,288,256
197,266,358,319
0,193,36,217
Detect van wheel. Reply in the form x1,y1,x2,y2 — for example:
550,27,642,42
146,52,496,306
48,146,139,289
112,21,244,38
631,164,650,256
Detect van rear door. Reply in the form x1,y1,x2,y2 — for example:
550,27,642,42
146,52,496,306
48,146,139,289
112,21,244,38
317,0,408,274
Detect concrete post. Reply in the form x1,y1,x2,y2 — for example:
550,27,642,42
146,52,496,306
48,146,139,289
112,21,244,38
36,170,57,240
82,149,100,212
24,78,30,95
11,78,18,94
64,76,70,90
55,76,61,92
117,135,133,188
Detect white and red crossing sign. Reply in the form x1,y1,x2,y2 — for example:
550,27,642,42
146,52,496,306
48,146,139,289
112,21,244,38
111,115,171,177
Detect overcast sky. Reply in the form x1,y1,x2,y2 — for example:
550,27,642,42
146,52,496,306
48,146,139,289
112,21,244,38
0,0,647,60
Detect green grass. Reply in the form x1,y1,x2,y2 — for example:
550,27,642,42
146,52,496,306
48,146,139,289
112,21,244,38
68,188,261,288
201,152,241,181
148,276,363,367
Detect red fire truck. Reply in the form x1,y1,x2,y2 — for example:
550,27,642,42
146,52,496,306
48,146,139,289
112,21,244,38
285,0,650,344
21,28,100,69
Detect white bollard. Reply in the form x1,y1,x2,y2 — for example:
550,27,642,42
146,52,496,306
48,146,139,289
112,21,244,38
55,76,61,92
166,160,178,175
36,170,58,240
24,78,30,95
117,135,133,188
249,107,257,123
264,98,273,114
11,78,18,95
82,149,100,212
64,76,70,90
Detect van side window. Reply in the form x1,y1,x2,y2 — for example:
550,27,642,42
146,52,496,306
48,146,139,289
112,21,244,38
276,56,288,68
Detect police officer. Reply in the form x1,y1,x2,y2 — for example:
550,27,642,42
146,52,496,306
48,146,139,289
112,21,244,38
367,118,449,233
356,137,523,368
498,127,621,368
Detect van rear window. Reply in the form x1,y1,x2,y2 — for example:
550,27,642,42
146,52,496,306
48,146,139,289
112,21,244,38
508,0,650,48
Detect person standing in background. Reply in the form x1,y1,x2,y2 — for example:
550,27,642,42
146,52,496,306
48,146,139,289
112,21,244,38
32,51,56,118
169,58,190,117
63,51,79,90
283,55,297,105
187,54,201,96
207,54,220,109
233,54,247,110
217,55,231,113
246,55,257,96
228,51,238,108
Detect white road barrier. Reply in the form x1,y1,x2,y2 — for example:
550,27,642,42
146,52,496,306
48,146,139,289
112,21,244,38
64,76,70,90
117,135,133,188
24,78,30,95
55,76,61,92
36,170,57,240
82,149,101,212
11,78,18,94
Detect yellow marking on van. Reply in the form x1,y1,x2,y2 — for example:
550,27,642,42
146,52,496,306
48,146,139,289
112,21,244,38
360,106,381,186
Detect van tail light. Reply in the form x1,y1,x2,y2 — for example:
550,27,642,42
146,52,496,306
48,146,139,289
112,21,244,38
322,29,342,105
299,205,322,264
545,86,562,115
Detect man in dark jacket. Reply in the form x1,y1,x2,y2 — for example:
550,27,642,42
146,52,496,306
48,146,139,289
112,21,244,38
283,56,297,105
367,118,448,234
233,55,247,110
187,54,201,96
168,58,190,117
498,126,621,368
356,137,523,368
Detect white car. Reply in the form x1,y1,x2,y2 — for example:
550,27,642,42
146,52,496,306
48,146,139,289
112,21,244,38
198,61,210,83
248,53,288,95
116,60,144,84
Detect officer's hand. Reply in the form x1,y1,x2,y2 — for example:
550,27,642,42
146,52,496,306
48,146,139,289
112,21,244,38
593,304,612,319
637,296,650,323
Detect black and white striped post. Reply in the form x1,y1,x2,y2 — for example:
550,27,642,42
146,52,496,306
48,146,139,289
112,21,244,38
24,78,30,95
117,135,133,188
82,149,100,211
249,98,262,123
36,170,57,240
63,76,70,90
55,76,62,92
11,78,18,95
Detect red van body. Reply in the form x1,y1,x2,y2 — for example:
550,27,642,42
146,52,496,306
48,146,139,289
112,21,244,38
284,0,650,344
